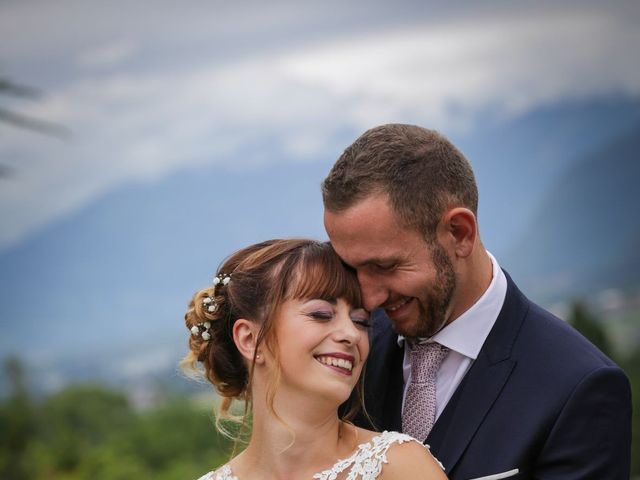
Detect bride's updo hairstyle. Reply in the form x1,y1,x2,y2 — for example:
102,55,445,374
182,239,365,433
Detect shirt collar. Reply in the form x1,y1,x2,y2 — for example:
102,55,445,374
397,251,507,360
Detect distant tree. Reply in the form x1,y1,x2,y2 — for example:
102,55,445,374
620,343,640,477
119,398,231,474
0,368,236,480
37,385,135,473
0,357,36,480
568,301,639,476
567,301,614,359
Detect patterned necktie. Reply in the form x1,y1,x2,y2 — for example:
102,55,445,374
402,342,450,442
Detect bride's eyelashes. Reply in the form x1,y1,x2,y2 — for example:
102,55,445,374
352,318,372,329
305,310,372,329
306,310,334,321
351,307,372,329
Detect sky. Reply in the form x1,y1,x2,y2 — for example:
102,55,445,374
2,0,640,252
1,1,640,390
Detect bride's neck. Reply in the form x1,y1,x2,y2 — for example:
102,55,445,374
235,385,355,479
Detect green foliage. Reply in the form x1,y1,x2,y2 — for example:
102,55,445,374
2,305,638,479
38,385,135,471
0,357,36,480
568,302,640,477
0,359,233,480
117,399,230,472
567,301,613,358
620,340,640,476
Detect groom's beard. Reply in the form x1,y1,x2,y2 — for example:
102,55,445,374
413,242,456,339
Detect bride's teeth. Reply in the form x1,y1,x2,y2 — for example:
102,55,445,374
317,356,353,371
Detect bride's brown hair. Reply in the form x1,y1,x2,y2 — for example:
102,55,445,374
181,238,367,438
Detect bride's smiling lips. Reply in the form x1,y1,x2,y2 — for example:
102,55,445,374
314,352,356,376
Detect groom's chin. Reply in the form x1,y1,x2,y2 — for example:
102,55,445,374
391,315,442,339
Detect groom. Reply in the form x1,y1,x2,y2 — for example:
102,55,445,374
322,124,631,479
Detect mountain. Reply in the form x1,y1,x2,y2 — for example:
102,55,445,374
0,158,334,396
455,96,640,255
1,95,640,394
0,160,331,357
503,126,640,303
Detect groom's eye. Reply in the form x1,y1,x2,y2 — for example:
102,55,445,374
373,263,397,272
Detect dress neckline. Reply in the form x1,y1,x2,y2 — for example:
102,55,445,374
208,431,422,480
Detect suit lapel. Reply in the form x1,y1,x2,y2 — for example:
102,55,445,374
427,354,516,473
427,272,528,474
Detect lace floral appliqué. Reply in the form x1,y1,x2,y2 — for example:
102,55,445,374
196,431,438,480
312,430,430,480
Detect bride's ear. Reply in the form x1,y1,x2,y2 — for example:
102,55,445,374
232,319,262,363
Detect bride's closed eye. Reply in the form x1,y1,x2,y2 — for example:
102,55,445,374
351,309,371,329
306,310,334,321
302,299,336,321
352,317,371,328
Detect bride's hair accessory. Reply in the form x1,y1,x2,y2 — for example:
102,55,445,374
191,321,212,341
212,273,232,287
202,295,219,313
202,273,232,313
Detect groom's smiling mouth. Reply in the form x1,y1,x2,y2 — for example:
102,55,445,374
314,353,355,375
384,297,413,318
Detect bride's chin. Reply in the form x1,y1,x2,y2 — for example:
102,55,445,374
322,388,356,408
300,386,354,409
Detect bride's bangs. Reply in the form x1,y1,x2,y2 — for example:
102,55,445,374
286,243,362,308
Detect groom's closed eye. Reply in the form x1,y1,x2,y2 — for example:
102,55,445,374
368,262,398,274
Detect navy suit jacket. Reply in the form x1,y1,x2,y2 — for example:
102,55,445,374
355,272,632,479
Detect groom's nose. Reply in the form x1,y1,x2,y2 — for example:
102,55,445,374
358,271,388,311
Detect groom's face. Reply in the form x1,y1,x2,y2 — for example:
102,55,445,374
324,194,456,339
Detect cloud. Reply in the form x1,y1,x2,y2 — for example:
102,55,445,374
76,40,137,69
0,3,638,251
280,10,640,122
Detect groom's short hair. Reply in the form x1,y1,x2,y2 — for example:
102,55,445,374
322,124,478,240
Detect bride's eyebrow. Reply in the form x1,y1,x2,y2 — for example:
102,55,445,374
305,296,338,305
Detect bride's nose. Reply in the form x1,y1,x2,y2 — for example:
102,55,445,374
332,311,360,345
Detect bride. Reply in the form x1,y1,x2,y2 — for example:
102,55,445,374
182,239,447,480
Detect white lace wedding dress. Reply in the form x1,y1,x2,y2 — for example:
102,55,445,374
196,430,440,480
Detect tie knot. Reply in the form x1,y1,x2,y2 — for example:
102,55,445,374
409,342,449,384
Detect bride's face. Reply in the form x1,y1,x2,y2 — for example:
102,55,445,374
272,297,370,405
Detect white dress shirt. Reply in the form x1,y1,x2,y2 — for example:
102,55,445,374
400,252,507,420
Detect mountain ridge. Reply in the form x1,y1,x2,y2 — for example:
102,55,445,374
503,124,640,302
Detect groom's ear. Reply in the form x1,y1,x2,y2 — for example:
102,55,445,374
440,207,477,258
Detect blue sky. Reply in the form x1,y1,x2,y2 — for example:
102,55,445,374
1,1,640,390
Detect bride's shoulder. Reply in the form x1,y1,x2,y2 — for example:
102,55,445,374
374,431,448,480
358,429,423,452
